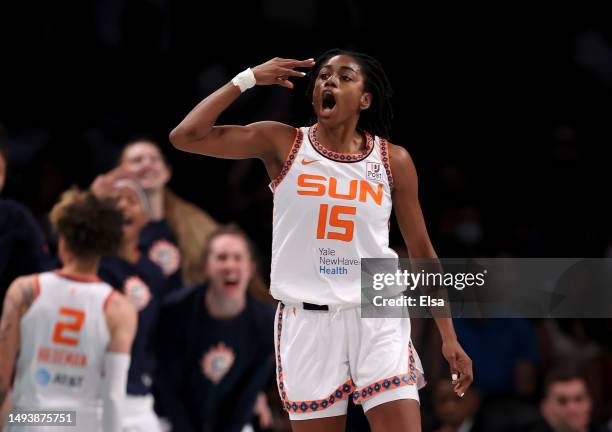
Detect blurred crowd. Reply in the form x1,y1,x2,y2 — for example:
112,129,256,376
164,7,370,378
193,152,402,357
2,3,612,431
1,135,611,431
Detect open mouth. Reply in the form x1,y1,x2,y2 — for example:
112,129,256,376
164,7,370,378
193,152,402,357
223,276,240,290
321,91,336,115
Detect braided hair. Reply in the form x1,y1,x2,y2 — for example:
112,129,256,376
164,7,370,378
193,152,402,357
305,48,394,140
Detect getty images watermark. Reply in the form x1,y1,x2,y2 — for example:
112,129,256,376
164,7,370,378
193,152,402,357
371,268,487,308
361,258,612,318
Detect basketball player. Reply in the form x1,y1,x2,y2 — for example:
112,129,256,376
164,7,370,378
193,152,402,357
0,189,137,431
97,179,168,431
169,50,473,431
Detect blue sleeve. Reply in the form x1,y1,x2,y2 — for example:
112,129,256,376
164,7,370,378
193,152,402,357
215,301,276,432
0,200,52,293
154,300,196,432
222,356,275,432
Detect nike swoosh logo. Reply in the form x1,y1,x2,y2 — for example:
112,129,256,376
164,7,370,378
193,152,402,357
301,158,320,165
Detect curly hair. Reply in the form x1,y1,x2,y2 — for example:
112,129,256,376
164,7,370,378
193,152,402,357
305,48,394,140
49,188,123,259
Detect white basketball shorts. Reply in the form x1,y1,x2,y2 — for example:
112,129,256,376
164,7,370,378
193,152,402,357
274,302,426,421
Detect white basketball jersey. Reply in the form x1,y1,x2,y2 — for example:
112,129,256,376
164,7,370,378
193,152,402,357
270,124,398,306
11,271,114,430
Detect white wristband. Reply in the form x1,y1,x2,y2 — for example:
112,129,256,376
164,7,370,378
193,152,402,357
232,68,256,93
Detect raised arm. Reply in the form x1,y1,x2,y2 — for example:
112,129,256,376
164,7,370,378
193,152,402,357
102,292,137,432
389,144,473,397
169,57,315,165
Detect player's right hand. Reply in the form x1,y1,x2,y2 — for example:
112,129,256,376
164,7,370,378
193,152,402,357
252,57,316,89
442,339,473,397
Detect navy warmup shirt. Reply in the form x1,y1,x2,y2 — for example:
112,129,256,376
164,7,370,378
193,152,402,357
157,284,275,432
99,254,168,395
0,199,51,300
139,220,183,291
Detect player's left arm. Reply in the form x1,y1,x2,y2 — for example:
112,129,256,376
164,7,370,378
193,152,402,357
389,143,473,396
0,276,36,408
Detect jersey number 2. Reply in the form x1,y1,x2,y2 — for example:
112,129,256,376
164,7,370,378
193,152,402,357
316,204,356,242
52,308,85,346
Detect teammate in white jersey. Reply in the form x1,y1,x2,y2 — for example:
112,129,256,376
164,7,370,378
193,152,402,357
0,189,137,432
169,49,473,431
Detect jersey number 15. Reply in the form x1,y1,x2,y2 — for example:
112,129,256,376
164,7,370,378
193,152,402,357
316,204,356,242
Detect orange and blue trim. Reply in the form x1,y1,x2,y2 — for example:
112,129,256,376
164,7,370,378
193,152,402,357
379,137,394,190
275,303,418,413
308,123,374,163
275,303,356,413
269,128,304,193
352,342,417,404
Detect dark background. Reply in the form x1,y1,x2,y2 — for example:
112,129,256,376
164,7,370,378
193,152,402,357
2,3,612,430
2,3,611,264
